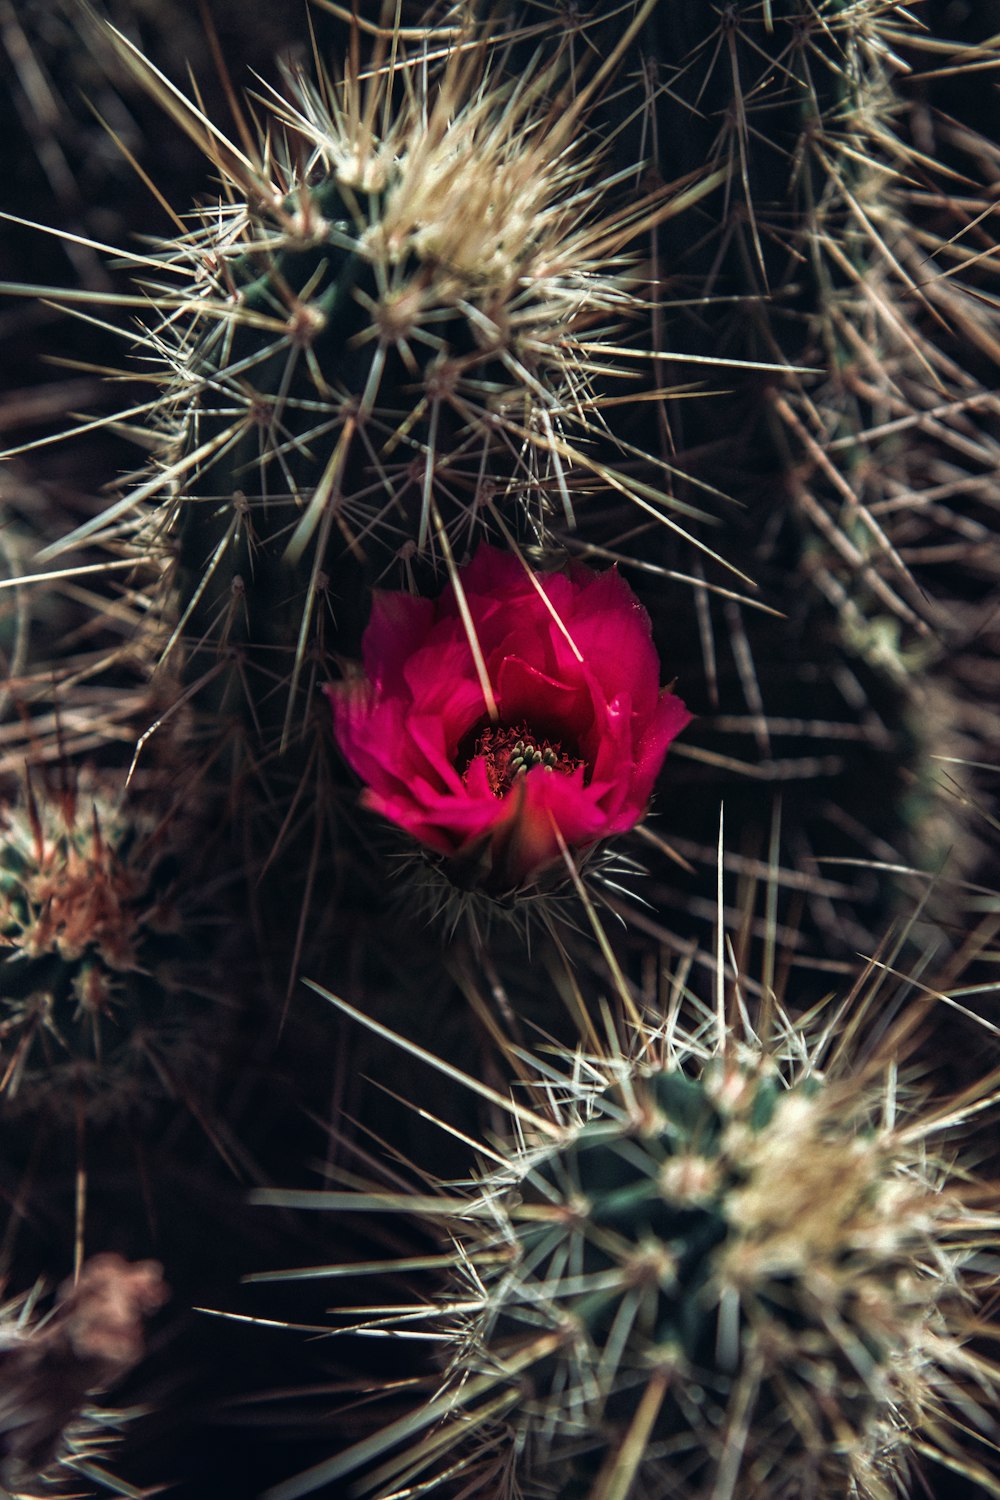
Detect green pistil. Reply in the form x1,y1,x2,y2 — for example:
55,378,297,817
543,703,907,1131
508,739,559,777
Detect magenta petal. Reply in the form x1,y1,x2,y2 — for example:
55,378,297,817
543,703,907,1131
404,645,487,740
632,691,693,796
587,693,638,820
564,569,661,715
393,788,512,860
499,770,608,888
450,545,531,605
405,715,468,793
461,757,495,800
360,789,456,858
363,591,436,692
497,656,592,743
327,689,417,798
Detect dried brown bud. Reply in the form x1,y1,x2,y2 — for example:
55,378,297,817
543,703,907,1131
0,1255,168,1490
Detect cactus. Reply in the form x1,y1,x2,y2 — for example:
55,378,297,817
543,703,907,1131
17,7,736,977
623,0,1000,897
257,940,1000,1500
0,765,213,1117
83,9,722,773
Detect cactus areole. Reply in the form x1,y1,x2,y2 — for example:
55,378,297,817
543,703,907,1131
325,547,690,893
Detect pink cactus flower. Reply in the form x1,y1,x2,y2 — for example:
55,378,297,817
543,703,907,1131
326,547,691,895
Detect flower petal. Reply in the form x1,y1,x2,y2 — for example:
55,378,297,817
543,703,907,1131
363,591,436,692
632,690,694,799
562,566,662,716
496,655,593,745
499,768,609,887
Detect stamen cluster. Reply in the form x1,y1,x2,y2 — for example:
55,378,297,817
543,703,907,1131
472,723,581,797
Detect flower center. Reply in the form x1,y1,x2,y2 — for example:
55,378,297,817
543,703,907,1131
468,723,583,798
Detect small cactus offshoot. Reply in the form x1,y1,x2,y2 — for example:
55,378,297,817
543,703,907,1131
0,767,209,1116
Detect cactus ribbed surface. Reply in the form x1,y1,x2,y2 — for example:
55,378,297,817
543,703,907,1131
471,1065,946,1498
631,0,1000,891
